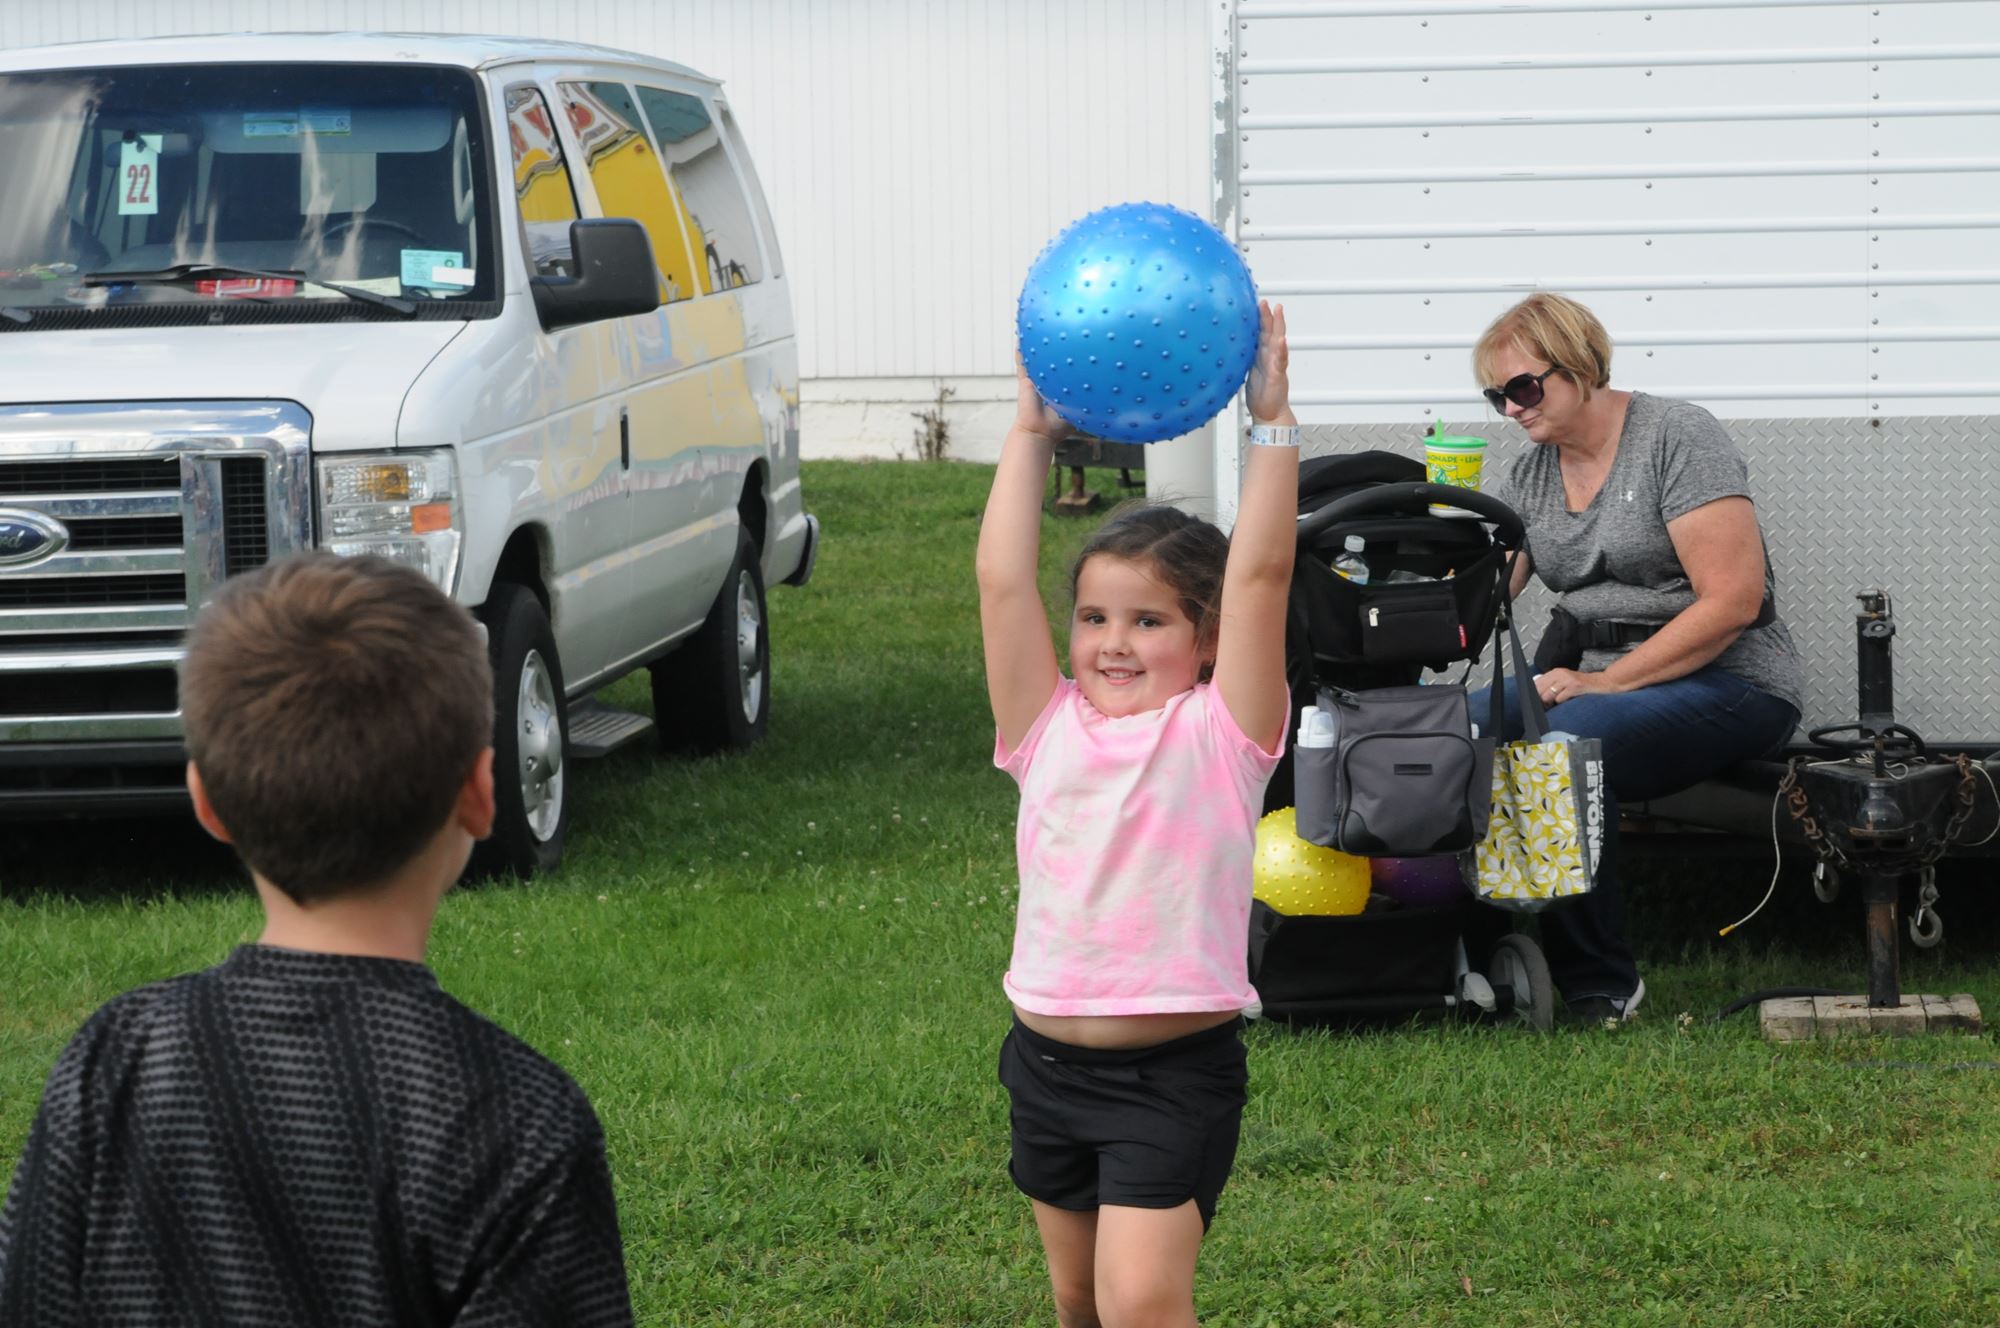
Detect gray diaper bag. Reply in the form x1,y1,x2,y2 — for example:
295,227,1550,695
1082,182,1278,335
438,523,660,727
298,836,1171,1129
1292,683,1494,857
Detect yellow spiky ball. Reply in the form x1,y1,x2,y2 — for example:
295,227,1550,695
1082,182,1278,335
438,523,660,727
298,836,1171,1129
1252,807,1372,916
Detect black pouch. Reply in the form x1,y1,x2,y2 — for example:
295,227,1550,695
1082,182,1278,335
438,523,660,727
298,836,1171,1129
1357,580,1462,662
1294,684,1494,857
1532,605,1585,674
1296,545,1503,672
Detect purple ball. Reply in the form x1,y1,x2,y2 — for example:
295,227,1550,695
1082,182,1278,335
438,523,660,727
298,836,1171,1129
1371,855,1468,907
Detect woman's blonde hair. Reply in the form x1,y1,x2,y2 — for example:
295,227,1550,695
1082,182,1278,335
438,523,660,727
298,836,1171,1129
1472,292,1613,402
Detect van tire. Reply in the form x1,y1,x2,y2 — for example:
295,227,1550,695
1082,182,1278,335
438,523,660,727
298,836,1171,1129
653,527,770,752
474,584,569,879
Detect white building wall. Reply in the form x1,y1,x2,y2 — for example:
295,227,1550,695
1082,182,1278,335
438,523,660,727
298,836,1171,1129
0,0,1214,464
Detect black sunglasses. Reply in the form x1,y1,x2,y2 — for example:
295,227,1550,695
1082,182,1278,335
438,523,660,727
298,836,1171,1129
1482,365,1562,413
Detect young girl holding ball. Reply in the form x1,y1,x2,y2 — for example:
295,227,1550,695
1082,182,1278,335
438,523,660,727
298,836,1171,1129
978,301,1296,1326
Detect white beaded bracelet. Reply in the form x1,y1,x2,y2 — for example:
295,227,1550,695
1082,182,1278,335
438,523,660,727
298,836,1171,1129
1248,423,1300,448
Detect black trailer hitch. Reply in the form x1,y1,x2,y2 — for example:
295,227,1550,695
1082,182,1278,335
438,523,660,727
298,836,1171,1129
1782,590,1985,1007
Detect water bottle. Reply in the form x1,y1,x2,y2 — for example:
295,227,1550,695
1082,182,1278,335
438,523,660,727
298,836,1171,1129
1331,534,1370,585
1296,705,1337,749
1294,704,1340,847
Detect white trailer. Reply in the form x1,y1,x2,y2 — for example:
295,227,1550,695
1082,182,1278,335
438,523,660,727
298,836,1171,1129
1208,0,2000,812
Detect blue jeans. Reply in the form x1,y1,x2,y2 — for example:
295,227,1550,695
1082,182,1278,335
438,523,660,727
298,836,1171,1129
1469,666,1799,1001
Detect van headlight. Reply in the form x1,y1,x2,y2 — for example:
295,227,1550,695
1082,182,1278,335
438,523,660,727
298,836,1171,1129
315,451,463,592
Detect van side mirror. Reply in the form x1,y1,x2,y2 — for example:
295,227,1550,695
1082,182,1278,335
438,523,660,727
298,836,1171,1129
530,219,661,331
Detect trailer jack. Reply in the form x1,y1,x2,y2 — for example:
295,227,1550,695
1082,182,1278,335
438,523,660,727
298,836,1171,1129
1783,590,1987,1009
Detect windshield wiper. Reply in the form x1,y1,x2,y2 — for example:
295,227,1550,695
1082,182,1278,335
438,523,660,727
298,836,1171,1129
1,307,30,325
83,263,417,316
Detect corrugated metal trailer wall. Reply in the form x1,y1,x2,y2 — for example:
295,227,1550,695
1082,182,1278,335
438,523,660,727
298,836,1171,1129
1221,0,2000,742
0,0,1212,462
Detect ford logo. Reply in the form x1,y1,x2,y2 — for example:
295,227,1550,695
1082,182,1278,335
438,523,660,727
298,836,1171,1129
0,508,70,568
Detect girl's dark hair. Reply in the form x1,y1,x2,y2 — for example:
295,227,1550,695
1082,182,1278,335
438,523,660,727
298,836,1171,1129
1068,504,1231,668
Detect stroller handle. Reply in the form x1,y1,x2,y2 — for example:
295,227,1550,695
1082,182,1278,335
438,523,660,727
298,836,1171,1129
1296,483,1527,550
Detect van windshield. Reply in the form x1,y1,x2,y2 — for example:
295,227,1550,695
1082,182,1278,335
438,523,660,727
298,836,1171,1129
0,62,496,327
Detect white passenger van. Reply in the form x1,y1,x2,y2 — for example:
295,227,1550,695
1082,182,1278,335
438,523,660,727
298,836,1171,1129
0,33,818,876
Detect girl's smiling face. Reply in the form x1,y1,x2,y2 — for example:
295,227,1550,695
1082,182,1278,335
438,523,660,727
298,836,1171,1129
1069,554,1209,718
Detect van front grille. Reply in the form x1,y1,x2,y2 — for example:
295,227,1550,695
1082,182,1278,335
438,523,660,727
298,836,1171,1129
64,516,184,550
221,456,270,575
0,457,180,495
0,574,187,608
0,452,275,620
0,402,311,748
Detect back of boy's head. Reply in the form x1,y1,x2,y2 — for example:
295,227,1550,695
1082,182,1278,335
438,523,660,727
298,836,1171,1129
179,553,493,904
1068,503,1231,654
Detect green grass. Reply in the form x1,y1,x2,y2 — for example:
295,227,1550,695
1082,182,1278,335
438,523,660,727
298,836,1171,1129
6,459,2000,1326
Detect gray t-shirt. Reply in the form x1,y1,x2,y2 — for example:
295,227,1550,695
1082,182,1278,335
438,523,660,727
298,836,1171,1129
1490,391,1803,715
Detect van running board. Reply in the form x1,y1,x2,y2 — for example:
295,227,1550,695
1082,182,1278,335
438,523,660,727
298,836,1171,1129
567,699,655,758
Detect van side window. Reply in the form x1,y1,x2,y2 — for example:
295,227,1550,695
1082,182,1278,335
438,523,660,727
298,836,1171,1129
633,87,762,293
717,105,781,279
557,81,698,304
505,85,579,278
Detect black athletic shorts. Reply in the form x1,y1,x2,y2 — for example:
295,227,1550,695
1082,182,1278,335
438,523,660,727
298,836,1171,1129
998,1015,1248,1230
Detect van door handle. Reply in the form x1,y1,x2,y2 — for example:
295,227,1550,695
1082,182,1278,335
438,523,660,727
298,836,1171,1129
619,411,631,471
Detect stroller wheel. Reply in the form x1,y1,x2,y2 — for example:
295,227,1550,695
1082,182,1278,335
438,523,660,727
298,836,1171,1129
1487,935,1554,1033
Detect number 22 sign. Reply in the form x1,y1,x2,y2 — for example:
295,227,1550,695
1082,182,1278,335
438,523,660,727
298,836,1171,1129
118,135,164,216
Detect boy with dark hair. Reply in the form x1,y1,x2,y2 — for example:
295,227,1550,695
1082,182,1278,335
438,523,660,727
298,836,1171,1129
0,553,634,1327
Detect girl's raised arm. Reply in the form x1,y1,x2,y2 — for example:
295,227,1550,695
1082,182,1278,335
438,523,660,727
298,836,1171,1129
1211,301,1299,755
977,358,1067,752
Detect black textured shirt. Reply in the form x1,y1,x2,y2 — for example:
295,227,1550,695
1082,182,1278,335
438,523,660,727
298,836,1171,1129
0,945,634,1327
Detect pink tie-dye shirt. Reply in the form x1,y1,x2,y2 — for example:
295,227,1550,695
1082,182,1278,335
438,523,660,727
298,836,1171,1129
996,678,1284,1017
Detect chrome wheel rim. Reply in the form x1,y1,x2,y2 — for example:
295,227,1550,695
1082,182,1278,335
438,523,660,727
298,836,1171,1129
517,648,564,841
736,570,764,722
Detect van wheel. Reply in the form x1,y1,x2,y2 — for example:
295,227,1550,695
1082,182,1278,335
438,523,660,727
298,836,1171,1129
474,584,569,879
653,527,769,752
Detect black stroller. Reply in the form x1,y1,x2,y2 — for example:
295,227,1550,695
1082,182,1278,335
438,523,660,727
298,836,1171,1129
1247,449,1558,1029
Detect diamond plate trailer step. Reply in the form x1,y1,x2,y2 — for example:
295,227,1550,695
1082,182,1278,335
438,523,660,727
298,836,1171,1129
1623,748,2000,858
566,699,655,759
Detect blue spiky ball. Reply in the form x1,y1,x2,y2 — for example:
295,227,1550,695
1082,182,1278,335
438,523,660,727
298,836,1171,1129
1016,202,1258,444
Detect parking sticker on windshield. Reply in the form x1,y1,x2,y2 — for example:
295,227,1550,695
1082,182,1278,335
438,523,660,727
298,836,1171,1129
401,249,469,291
243,108,352,138
301,107,352,136
243,111,300,138
117,135,164,216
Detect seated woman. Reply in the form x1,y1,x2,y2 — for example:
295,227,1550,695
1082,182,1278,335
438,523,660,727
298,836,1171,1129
1471,293,1802,1023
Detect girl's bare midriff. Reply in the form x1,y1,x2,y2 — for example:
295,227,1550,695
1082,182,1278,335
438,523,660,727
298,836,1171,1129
1014,1006,1241,1051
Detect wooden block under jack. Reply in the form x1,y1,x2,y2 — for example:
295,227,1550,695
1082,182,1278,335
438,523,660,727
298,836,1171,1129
1051,486,1104,516
1051,464,1106,516
1759,996,1819,1042
1760,993,1984,1041
1921,993,1985,1032
1816,995,1927,1038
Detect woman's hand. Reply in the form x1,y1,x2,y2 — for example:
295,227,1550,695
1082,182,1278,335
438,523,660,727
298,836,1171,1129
1534,667,1624,707
1013,353,1071,441
1245,299,1295,426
